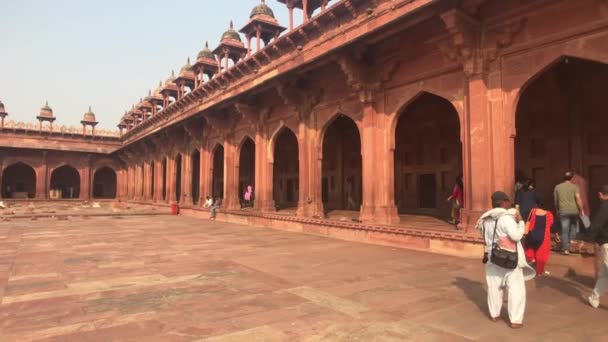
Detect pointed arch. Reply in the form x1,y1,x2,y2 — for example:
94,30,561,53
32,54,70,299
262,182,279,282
237,136,256,208
50,165,80,199
211,144,225,199
393,92,462,217
272,126,299,210
93,166,117,199
2,162,36,198
320,114,362,213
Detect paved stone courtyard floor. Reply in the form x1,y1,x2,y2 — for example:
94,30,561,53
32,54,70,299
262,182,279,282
0,216,607,341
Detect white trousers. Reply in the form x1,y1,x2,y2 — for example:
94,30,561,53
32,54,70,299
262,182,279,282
590,244,608,307
485,263,526,324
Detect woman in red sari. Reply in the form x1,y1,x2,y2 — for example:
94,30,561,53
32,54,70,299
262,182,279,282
524,208,554,276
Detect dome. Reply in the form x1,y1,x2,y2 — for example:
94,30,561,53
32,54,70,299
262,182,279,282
83,106,96,122
250,0,275,18
180,57,193,74
221,21,242,42
165,70,176,85
197,41,215,60
0,100,5,112
39,101,54,118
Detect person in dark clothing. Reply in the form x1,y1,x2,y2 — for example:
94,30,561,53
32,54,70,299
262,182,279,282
515,179,541,222
585,185,608,308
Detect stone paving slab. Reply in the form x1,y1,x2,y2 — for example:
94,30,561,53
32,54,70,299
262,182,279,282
0,215,606,341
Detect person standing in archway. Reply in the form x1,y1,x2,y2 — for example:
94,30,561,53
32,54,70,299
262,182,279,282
554,171,586,254
345,176,356,211
584,185,608,308
447,176,464,226
243,184,253,208
571,170,591,230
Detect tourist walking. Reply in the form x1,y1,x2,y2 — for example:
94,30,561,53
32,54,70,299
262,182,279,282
476,191,535,328
210,197,222,219
243,185,253,208
447,176,464,225
584,185,608,308
524,207,555,276
571,170,591,230
515,179,541,222
203,196,213,208
554,171,585,254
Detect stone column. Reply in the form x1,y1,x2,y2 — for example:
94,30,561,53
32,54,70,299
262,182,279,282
168,156,177,204
256,130,274,211
461,72,513,228
224,139,239,210
36,153,48,200
153,161,161,202
296,119,310,217
199,143,210,206
80,164,91,201
374,90,399,224
182,153,194,206
359,102,377,222
0,157,3,199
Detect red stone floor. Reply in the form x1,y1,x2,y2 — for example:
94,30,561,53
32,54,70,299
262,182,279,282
0,216,607,341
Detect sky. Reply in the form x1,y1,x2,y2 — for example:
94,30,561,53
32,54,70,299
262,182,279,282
0,0,307,130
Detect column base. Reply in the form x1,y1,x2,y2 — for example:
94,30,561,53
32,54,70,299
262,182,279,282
460,208,484,233
261,200,276,212
373,204,400,225
359,204,375,222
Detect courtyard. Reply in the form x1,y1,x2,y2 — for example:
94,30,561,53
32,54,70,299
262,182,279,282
0,215,607,341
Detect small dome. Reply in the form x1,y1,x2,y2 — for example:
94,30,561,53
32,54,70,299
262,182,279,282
250,0,275,18
165,70,176,85
0,100,5,112
221,21,242,42
197,41,215,60
180,57,193,74
39,101,54,118
83,106,96,122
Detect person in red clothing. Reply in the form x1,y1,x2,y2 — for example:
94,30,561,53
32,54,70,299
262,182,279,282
524,208,554,276
447,176,464,226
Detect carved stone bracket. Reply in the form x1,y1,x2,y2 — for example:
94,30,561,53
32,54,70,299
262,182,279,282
337,53,381,106
234,102,271,132
203,108,237,142
276,79,323,121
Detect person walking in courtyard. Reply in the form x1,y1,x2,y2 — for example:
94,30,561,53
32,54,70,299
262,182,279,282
476,191,535,328
554,171,585,254
210,197,222,219
571,170,591,230
524,206,555,276
203,196,213,208
243,184,253,208
447,176,464,226
515,179,541,222
584,185,608,308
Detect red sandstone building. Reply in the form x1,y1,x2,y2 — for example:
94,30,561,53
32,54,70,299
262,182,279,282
1,0,607,244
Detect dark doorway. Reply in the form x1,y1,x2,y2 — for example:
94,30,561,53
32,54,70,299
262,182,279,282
191,150,200,204
273,128,299,210
50,165,80,199
150,161,155,199
92,167,117,199
175,154,182,202
322,115,362,213
394,92,462,217
515,57,608,214
2,162,36,198
162,158,167,201
418,174,437,209
238,138,255,207
212,145,224,199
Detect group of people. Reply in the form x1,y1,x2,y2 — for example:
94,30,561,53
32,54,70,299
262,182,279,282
476,170,608,328
202,184,254,219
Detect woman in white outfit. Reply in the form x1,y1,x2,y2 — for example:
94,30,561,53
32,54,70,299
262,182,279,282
476,191,536,329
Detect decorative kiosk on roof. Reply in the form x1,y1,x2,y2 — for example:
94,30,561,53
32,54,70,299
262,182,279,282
81,106,99,136
136,96,153,122
161,71,179,108
240,0,286,56
145,86,164,117
37,101,56,130
212,21,247,71
0,100,8,129
277,0,328,30
192,42,218,87
175,57,196,99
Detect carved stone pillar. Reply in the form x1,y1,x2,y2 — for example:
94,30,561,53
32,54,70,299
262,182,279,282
182,153,194,206
168,156,177,204
223,138,239,210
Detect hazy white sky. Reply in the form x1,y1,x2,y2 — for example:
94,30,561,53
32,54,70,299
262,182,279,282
0,0,310,129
